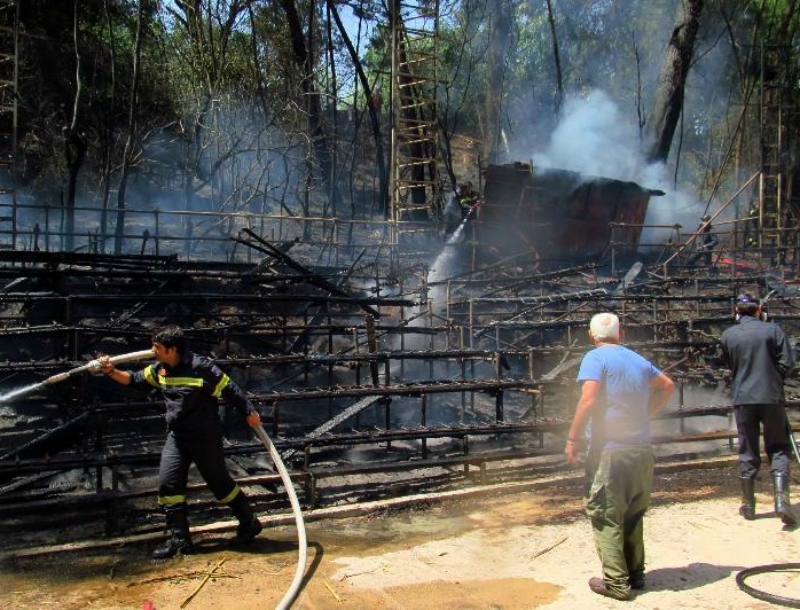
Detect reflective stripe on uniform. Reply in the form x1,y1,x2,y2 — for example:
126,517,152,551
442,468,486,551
143,365,159,388
219,485,240,505
212,373,231,398
158,494,187,506
159,377,204,388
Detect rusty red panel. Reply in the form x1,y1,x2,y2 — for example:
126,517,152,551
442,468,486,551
479,162,654,264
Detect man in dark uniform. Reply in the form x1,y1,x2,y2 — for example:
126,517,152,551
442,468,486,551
688,214,718,268
458,181,479,210
443,181,480,241
744,200,759,250
99,326,264,558
720,294,797,526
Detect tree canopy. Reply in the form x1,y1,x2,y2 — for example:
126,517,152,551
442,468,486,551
7,0,800,235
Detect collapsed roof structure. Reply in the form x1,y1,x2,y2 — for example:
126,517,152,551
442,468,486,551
479,162,665,265
0,2,797,563
0,161,798,554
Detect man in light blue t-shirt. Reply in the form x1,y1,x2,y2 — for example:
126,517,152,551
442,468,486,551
565,312,675,601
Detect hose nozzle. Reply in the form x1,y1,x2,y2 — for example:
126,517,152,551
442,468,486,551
42,349,154,386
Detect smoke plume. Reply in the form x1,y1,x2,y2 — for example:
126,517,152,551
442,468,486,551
530,90,708,248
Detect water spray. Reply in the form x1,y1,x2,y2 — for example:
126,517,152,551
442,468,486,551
445,200,481,245
427,200,483,313
0,349,154,403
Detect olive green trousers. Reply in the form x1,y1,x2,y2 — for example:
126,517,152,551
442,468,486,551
584,446,654,596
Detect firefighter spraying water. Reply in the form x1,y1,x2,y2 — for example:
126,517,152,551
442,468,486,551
0,331,307,607
97,327,308,607
442,181,481,243
0,349,155,403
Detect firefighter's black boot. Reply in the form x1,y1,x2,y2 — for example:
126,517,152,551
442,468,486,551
228,491,263,545
739,476,756,521
152,504,195,560
773,473,798,527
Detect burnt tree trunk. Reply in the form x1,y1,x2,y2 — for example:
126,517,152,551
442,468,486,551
280,0,343,216
115,0,145,255
327,0,388,216
98,0,118,254
485,0,513,165
63,0,85,252
646,0,704,164
545,0,563,115
63,132,86,253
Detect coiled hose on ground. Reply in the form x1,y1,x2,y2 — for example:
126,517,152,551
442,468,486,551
735,430,800,608
735,563,800,608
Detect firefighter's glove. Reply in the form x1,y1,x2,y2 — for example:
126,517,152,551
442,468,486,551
246,410,262,428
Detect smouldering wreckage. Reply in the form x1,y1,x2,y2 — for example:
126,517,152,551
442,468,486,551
0,164,798,557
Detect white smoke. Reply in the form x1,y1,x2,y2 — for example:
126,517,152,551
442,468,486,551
530,89,708,247
532,90,647,181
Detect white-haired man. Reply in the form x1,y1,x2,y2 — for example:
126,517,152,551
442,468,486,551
565,312,675,600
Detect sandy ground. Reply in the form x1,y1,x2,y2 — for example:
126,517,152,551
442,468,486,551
2,464,799,609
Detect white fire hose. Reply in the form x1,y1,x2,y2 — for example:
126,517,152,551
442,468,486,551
0,349,156,404
1,349,309,608
251,423,308,610
43,349,155,385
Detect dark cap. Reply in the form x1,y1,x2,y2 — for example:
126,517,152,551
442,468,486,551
735,293,760,314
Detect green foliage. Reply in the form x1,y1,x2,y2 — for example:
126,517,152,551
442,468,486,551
9,0,800,221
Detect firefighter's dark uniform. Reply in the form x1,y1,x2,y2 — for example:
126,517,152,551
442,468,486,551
720,313,797,525
688,219,718,267
745,203,759,249
131,351,261,556
459,190,479,219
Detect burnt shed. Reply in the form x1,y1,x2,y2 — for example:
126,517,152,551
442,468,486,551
479,162,663,264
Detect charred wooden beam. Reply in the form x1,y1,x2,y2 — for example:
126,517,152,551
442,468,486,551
259,379,540,403
0,250,177,268
235,228,382,317
0,292,415,308
0,406,762,481
0,410,95,463
427,262,600,290
1,419,789,520
470,314,800,331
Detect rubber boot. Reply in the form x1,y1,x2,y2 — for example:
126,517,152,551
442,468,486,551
228,491,263,545
773,473,798,526
739,476,756,521
152,504,195,559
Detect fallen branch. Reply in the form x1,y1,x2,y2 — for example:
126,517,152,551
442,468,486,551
325,580,342,603
338,566,380,581
532,536,568,559
126,570,238,587
180,558,227,608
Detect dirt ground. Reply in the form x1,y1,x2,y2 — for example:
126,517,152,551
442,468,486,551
2,462,799,610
